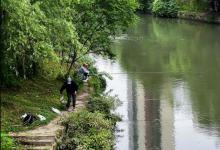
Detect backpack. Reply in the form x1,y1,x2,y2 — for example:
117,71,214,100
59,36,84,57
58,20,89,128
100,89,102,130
21,113,37,125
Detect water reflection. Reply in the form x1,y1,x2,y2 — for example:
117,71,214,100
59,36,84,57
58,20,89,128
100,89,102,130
95,15,220,150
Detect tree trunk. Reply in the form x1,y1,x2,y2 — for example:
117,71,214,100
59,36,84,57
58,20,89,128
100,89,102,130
66,50,77,76
22,56,26,79
61,50,64,65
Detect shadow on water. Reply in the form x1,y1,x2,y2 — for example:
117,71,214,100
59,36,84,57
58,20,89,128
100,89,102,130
95,15,220,150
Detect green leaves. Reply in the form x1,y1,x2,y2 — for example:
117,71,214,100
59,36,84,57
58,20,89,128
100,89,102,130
1,133,17,150
71,0,139,58
59,110,114,150
1,0,138,85
152,0,179,17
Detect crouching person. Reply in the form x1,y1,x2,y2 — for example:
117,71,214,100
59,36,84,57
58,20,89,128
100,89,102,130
78,63,89,82
60,77,78,111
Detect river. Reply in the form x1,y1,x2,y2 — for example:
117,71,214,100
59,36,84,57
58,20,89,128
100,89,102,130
94,15,220,150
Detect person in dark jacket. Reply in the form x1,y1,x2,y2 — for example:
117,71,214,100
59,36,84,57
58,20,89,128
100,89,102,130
78,63,89,81
60,77,78,110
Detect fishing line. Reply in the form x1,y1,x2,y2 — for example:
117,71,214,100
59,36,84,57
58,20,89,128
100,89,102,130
89,71,203,75
115,120,162,122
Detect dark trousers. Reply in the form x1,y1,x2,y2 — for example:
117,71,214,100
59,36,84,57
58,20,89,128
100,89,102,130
66,93,76,108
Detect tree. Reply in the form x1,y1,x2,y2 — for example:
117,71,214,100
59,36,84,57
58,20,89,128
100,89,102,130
1,0,138,86
66,0,139,74
1,0,51,80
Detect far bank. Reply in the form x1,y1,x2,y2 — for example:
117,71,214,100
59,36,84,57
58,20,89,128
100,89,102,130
139,0,220,24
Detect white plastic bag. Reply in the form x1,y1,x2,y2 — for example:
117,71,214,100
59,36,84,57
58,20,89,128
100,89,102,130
60,95,64,101
37,114,46,121
60,95,65,103
21,113,27,119
51,107,61,114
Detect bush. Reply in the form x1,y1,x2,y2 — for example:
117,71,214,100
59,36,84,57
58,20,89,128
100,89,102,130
40,59,65,79
87,94,120,115
152,0,179,17
58,111,114,150
0,133,19,150
89,75,107,93
87,94,121,122
87,95,113,115
58,94,122,150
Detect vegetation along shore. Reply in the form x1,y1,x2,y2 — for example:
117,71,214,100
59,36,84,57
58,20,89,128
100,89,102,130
1,0,138,149
1,0,219,149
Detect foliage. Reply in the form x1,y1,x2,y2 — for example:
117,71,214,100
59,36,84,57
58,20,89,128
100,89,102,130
1,133,15,150
1,0,138,86
176,0,220,12
1,0,53,81
140,0,220,14
58,76,121,150
65,0,139,74
87,94,122,125
58,110,115,150
139,0,153,12
89,74,107,93
0,132,23,149
152,0,179,17
87,66,111,93
40,59,65,79
87,94,120,115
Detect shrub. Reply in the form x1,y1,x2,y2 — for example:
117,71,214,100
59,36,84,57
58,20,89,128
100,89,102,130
0,132,21,150
58,111,114,150
58,94,122,150
87,94,120,116
87,94,121,123
87,95,113,115
152,0,179,17
88,74,106,92
40,59,65,79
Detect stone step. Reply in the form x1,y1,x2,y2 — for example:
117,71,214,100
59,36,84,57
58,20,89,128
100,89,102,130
12,135,55,141
25,145,53,150
19,139,55,146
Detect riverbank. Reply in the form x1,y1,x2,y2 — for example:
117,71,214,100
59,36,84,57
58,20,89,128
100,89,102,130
138,0,220,24
178,11,220,23
141,12,220,24
9,87,89,150
1,78,64,133
1,73,120,149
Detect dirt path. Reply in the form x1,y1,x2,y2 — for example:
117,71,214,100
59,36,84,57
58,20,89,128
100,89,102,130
10,84,89,150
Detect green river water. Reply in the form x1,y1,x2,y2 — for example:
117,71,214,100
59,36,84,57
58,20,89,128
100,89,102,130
95,15,220,150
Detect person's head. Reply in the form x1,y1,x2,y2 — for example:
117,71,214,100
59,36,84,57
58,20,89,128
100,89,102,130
67,76,72,84
83,63,88,68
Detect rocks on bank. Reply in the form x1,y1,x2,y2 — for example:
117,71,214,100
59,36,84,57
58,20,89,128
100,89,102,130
178,11,220,23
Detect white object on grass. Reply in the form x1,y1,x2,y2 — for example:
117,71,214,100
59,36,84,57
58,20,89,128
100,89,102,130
60,95,64,101
60,95,66,104
60,96,66,104
37,114,46,121
21,113,27,119
51,107,61,114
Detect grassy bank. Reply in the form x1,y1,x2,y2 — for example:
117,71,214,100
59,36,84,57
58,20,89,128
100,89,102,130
1,67,120,149
1,78,63,132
